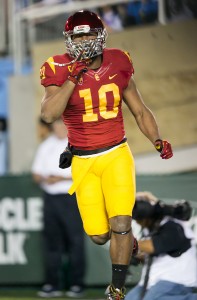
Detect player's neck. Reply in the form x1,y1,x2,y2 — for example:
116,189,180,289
89,55,102,70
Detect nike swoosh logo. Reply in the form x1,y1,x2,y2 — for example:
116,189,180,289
109,74,117,80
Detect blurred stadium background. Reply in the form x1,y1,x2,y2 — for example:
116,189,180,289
0,0,197,298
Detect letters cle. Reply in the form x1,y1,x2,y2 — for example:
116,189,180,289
0,197,43,264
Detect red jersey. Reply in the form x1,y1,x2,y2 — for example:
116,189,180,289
40,48,134,150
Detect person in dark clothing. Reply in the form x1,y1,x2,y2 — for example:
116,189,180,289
126,191,197,300
32,119,86,298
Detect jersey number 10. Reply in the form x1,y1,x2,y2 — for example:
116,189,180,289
79,83,121,122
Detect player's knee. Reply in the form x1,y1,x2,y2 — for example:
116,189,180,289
110,215,132,233
90,233,110,245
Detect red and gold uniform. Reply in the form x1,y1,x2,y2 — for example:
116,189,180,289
40,49,136,235
40,48,134,150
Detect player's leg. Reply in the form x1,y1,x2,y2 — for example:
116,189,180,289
102,143,136,299
72,156,111,241
72,148,136,299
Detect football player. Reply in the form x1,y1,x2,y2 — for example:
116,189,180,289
40,10,173,300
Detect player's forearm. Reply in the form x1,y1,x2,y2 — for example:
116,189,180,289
41,80,75,123
135,107,161,144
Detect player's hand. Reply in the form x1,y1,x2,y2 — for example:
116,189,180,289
68,50,91,85
154,139,173,159
68,60,88,84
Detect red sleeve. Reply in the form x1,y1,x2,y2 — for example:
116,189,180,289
119,50,134,88
122,50,134,76
40,55,70,87
106,48,134,89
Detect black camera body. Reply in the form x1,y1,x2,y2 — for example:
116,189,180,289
132,199,192,221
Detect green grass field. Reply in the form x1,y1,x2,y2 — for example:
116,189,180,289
0,288,105,300
0,287,196,300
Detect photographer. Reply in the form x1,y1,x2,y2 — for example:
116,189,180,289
126,192,197,300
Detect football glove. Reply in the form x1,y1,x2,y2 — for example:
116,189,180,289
68,60,88,85
154,139,173,159
68,50,90,84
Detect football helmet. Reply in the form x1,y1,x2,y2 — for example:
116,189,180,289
63,10,108,60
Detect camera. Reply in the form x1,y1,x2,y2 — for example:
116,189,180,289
132,198,192,221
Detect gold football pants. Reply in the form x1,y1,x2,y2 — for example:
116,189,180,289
70,143,136,235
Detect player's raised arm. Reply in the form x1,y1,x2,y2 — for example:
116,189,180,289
41,58,88,123
41,82,74,123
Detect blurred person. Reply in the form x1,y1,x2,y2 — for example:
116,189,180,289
164,0,194,22
125,0,158,26
186,0,197,18
39,10,173,300
99,5,124,32
139,0,158,24
126,191,197,300
37,117,52,141
32,118,86,298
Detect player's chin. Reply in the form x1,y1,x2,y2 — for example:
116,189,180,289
86,58,93,65
87,55,99,64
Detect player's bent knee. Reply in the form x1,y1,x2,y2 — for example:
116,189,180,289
90,233,110,245
110,215,132,233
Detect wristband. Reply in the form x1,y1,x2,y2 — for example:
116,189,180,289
154,139,163,153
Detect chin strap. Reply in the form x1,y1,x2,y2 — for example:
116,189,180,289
111,228,131,235
50,58,77,67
